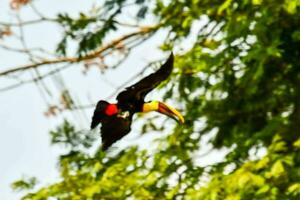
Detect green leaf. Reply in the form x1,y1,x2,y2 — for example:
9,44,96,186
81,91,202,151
256,157,270,170
256,185,270,195
271,160,285,178
287,183,300,195
292,30,300,41
252,0,263,5
218,0,233,15
293,138,300,149
11,177,38,192
284,0,299,14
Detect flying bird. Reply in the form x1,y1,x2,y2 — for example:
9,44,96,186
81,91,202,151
91,53,184,150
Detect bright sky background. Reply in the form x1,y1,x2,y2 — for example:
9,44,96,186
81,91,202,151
0,1,162,199
0,1,228,199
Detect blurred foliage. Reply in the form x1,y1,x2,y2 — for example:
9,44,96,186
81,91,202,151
56,11,118,56
13,0,300,199
12,177,37,192
50,119,96,152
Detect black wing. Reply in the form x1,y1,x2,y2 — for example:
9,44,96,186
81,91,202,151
90,107,102,129
90,100,109,129
116,53,174,105
100,116,132,150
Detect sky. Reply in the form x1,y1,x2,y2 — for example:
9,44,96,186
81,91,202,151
0,1,228,199
0,1,90,199
0,1,175,199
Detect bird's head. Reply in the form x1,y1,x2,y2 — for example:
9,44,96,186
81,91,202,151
142,101,184,124
91,100,119,129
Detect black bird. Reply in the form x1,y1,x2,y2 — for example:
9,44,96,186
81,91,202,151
91,53,184,150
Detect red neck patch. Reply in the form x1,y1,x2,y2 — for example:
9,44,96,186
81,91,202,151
105,104,118,116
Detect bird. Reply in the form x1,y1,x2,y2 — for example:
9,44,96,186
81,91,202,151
90,53,184,150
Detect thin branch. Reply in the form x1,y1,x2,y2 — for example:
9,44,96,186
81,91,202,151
16,13,53,101
29,2,48,19
113,20,142,28
0,18,56,27
0,42,54,58
0,64,72,92
0,26,156,77
0,43,34,53
0,18,144,28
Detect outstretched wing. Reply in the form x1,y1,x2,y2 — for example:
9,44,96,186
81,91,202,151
116,53,174,104
90,106,102,129
100,116,132,150
90,100,108,129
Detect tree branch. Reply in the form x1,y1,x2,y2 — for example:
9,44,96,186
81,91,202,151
0,26,156,77
0,18,55,27
0,64,72,92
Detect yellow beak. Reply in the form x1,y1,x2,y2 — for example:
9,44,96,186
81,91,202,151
142,101,184,123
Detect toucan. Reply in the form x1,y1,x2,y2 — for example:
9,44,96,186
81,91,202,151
91,53,184,150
